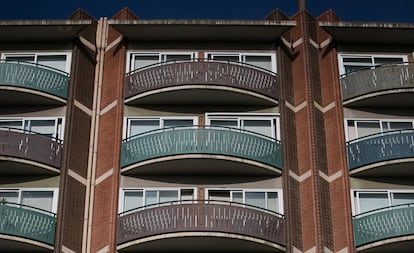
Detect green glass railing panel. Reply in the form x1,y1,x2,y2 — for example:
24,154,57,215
0,204,56,246
121,127,282,170
0,61,69,99
347,130,414,170
353,205,414,247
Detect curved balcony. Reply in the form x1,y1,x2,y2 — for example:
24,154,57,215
121,126,282,176
353,203,414,252
347,129,414,176
117,200,285,252
0,61,69,105
124,59,279,106
0,202,56,252
0,128,63,175
341,63,414,107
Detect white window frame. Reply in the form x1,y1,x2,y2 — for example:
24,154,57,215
119,187,198,213
0,117,65,140
205,113,280,140
0,188,59,214
126,51,197,73
351,189,414,215
1,51,72,73
205,188,284,214
344,118,414,141
204,52,277,73
337,53,408,76
123,116,198,139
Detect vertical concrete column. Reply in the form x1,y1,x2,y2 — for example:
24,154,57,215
55,10,97,253
280,11,354,253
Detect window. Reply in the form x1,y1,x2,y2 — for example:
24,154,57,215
127,52,196,72
338,54,407,75
206,113,279,139
353,190,414,215
207,189,282,213
2,52,71,73
0,117,64,139
125,117,198,138
0,188,58,214
120,188,196,213
346,119,414,140
206,52,276,72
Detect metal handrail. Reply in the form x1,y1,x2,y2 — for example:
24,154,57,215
0,126,63,143
0,200,57,217
126,58,277,76
119,199,284,218
0,59,69,77
346,128,414,145
340,61,413,78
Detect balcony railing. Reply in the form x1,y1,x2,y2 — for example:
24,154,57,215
0,127,63,170
125,59,279,102
353,203,414,247
347,129,414,170
121,125,282,170
0,201,56,246
0,60,69,99
341,63,414,102
118,199,285,246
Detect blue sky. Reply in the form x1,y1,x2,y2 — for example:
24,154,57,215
2,0,414,22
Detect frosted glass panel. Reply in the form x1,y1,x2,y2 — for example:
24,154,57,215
245,192,266,209
180,189,194,201
26,120,55,137
159,190,178,203
133,55,159,70
0,191,18,203
356,121,381,138
267,192,279,212
0,120,23,130
145,191,158,206
164,54,192,62
210,120,238,128
163,119,194,128
392,193,414,206
212,55,239,62
129,120,159,136
38,55,67,72
358,193,388,213
21,191,53,212
231,191,243,204
5,56,35,63
384,121,413,131
245,56,272,71
208,190,230,202
243,120,272,137
124,191,143,212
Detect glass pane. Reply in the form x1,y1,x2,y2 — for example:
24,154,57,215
374,57,404,65
159,190,179,204
208,190,230,202
129,120,159,136
0,120,23,130
347,120,357,140
21,191,53,212
358,193,388,214
210,120,238,129
145,191,158,206
26,120,56,137
245,192,266,209
356,121,381,138
124,191,143,212
163,119,194,128
180,189,194,201
231,191,243,204
164,54,192,62
344,65,371,74
5,56,35,63
212,55,239,62
383,121,413,131
0,191,19,204
267,192,279,212
245,56,272,71
37,55,67,72
242,120,273,137
343,57,372,63
133,55,159,70
392,193,414,206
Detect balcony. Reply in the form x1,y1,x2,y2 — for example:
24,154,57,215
124,59,279,106
353,203,414,252
0,61,69,105
347,129,414,176
0,202,56,252
0,128,63,175
341,63,414,108
121,126,282,176
117,200,285,252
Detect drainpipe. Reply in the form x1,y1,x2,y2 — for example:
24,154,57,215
299,0,307,11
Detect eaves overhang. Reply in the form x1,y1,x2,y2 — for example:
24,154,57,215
108,19,296,42
319,21,414,45
0,20,93,42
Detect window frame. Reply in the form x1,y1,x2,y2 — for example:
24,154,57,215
0,116,65,140
337,53,408,76
204,52,277,73
0,188,59,214
1,51,72,74
126,51,197,73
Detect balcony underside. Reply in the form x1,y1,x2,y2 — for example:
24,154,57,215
118,233,285,252
0,158,60,176
357,236,414,253
343,90,414,108
122,155,281,176
0,236,53,252
0,88,65,106
350,158,414,177
125,86,278,106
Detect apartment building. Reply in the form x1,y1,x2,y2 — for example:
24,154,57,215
0,5,413,253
